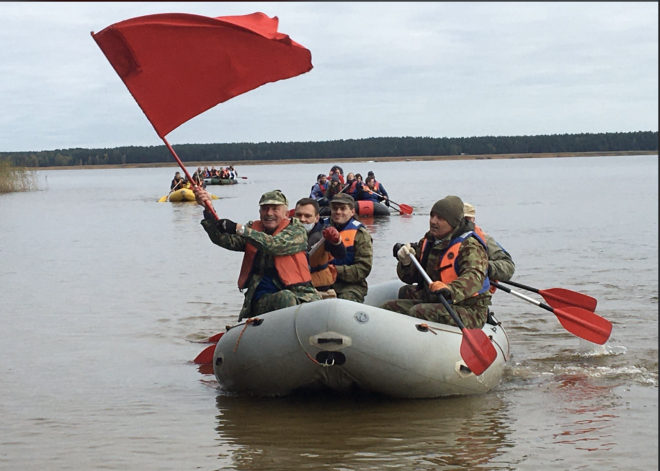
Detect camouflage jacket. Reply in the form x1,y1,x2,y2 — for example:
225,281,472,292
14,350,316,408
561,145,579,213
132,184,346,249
200,217,320,320
484,232,515,282
397,220,491,309
330,222,373,300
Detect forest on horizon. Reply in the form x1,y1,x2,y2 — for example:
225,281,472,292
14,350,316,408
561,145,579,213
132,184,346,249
1,131,657,168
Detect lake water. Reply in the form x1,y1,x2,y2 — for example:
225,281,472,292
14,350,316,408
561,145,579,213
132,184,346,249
0,155,657,470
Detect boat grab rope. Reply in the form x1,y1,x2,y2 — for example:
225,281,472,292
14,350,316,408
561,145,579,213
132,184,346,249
418,323,439,335
292,307,324,365
233,317,260,353
488,319,511,362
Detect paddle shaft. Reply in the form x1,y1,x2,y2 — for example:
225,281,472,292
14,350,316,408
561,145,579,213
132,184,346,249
408,253,497,375
409,256,466,330
490,281,551,312
498,279,541,294
308,237,326,258
162,137,219,220
371,189,413,214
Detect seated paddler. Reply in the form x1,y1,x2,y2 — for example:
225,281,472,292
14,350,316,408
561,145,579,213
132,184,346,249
193,187,321,321
293,197,346,297
380,195,491,329
325,193,373,303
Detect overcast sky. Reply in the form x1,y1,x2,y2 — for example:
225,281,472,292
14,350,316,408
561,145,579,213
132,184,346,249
0,2,657,152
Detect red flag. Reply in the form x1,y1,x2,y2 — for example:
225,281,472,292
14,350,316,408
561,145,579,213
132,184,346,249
92,12,313,138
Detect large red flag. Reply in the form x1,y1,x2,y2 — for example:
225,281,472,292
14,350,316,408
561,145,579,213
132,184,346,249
92,12,313,138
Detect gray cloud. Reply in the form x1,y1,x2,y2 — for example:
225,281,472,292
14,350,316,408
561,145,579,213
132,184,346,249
0,2,657,152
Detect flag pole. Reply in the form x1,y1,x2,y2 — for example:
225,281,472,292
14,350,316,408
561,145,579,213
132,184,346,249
162,136,219,220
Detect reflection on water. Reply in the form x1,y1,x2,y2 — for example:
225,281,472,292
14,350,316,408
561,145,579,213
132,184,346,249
214,392,514,470
551,374,619,453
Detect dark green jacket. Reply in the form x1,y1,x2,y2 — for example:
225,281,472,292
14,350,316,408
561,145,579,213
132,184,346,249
484,232,515,282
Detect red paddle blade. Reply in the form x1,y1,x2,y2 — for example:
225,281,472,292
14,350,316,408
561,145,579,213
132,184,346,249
541,288,597,312
207,332,224,343
193,344,216,365
392,203,413,215
553,306,612,345
459,329,498,376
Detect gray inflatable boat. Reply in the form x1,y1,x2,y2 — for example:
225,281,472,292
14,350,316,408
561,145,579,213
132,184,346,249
213,280,510,398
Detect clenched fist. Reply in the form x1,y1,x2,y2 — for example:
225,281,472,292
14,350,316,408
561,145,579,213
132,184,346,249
322,226,341,245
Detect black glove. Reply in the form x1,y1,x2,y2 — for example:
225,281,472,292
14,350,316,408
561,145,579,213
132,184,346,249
392,243,404,258
384,200,390,207
203,209,215,222
216,218,237,234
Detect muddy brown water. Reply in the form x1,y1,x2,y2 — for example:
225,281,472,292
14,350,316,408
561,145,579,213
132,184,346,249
1,155,657,470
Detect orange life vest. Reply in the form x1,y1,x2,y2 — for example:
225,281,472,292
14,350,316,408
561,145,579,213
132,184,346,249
237,219,312,290
309,241,337,289
420,231,490,296
328,219,363,266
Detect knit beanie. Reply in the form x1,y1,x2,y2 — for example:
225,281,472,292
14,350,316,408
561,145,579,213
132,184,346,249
430,196,464,228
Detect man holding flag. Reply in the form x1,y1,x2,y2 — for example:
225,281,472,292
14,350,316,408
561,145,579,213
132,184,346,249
194,187,320,320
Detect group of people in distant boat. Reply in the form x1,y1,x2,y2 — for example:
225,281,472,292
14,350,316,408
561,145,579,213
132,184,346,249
201,165,238,180
169,165,239,191
309,165,390,207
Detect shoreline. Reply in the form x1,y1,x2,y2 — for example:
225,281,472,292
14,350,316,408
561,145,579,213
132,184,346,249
31,150,657,171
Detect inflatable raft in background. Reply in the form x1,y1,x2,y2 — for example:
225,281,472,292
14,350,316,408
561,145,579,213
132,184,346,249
319,200,391,217
159,188,219,202
167,188,196,202
212,280,510,398
204,177,238,185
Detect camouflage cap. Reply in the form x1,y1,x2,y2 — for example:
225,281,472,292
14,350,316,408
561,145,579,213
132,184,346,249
463,202,476,218
259,189,289,207
330,193,354,206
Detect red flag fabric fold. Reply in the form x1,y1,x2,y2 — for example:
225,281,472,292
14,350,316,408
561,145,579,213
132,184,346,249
92,12,313,137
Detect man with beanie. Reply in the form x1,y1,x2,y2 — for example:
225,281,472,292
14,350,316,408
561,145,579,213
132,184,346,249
463,202,515,283
193,187,320,320
380,195,491,329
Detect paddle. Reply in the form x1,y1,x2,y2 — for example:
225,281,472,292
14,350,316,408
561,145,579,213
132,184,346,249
490,281,612,345
408,255,497,375
193,344,216,365
388,200,414,215
193,332,225,365
371,190,413,215
498,280,597,312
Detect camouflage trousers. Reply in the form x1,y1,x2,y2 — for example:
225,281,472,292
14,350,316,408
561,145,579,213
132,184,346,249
337,290,364,303
379,285,488,329
252,290,300,316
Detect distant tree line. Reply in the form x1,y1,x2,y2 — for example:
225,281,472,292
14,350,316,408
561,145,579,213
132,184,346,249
1,131,657,168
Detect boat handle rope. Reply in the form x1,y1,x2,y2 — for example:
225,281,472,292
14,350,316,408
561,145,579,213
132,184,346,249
492,323,511,361
233,317,260,353
417,323,439,335
292,309,349,368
